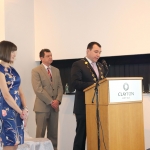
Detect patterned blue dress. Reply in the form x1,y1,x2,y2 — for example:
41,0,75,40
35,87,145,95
0,64,24,146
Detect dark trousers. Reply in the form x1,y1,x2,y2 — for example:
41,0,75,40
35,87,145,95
73,114,86,150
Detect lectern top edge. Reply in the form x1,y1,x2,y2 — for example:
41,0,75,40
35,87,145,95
83,77,143,92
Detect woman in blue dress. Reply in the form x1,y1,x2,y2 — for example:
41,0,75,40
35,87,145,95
0,41,28,150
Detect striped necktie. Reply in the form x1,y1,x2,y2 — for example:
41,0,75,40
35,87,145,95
47,67,52,82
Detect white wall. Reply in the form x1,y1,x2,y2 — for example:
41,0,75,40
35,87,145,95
34,0,150,60
4,0,37,137
0,0,5,41
143,94,150,149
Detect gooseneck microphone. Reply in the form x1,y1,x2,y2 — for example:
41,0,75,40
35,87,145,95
102,59,108,70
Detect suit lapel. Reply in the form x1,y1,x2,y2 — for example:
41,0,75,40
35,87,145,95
51,66,55,86
84,57,95,73
83,58,98,82
83,58,105,81
97,63,104,80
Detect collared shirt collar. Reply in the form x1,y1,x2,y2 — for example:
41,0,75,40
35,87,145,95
42,63,51,70
85,57,96,66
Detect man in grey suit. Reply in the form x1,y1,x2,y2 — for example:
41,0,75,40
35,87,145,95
31,49,63,150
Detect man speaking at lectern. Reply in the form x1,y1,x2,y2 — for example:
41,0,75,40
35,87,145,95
71,42,108,150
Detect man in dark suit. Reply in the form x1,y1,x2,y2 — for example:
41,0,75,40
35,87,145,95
31,49,63,150
71,42,108,150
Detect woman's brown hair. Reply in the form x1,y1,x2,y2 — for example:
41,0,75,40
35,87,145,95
0,40,17,63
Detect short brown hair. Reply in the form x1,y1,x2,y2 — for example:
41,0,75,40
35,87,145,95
39,49,51,58
87,41,101,50
0,40,17,63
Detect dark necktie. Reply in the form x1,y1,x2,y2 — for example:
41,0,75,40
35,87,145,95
47,67,52,82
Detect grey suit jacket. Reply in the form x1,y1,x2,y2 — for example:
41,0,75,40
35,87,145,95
32,64,63,112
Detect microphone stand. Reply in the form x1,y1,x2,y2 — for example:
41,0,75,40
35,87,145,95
92,80,100,150
91,61,109,150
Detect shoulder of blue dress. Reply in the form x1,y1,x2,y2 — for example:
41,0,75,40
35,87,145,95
0,65,4,73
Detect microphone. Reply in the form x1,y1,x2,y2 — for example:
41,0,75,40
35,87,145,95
101,59,109,77
102,59,108,70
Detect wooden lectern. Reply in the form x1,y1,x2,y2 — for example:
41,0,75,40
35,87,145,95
84,77,145,150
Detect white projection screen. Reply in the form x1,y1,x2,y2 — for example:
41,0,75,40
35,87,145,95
34,0,150,61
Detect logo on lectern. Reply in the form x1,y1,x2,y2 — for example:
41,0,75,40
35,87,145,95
123,83,129,91
118,82,134,97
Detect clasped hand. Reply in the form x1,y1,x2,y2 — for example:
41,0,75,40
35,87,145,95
51,100,59,110
20,109,29,127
